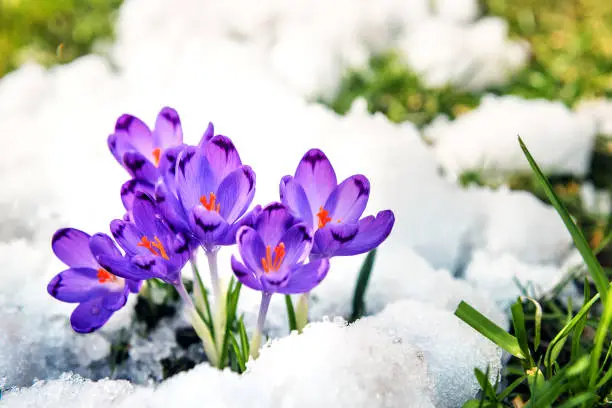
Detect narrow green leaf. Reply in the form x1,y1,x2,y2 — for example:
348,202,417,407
521,297,542,351
238,316,250,361
229,334,246,373
589,285,612,387
554,393,595,408
350,249,377,322
512,300,534,367
571,279,590,361
519,137,608,302
455,301,525,359
284,295,298,332
474,368,497,401
545,293,601,374
498,375,527,400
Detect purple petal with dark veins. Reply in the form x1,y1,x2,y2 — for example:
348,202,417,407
96,253,144,281
176,147,216,210
154,182,191,237
131,254,169,281
231,255,263,291
323,175,370,223
199,122,215,147
277,223,313,266
70,297,115,333
47,268,110,303
110,219,145,256
280,175,314,229
312,222,359,257
261,270,290,292
120,179,155,213
236,226,267,273
275,259,330,294
294,149,337,214
158,145,186,194
114,114,154,158
334,210,395,256
221,205,263,246
52,228,97,269
89,233,122,259
216,166,256,224
254,203,299,246
189,206,230,248
153,107,183,149
123,151,159,183
205,135,242,184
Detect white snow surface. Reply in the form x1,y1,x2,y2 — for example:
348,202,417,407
0,0,589,405
425,94,598,177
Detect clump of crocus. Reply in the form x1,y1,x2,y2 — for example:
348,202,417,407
231,202,330,357
48,228,141,333
280,148,395,259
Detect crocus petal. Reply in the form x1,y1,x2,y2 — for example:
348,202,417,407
110,219,145,256
153,107,183,149
120,179,155,213
205,135,242,184
312,222,359,257
231,255,263,291
123,151,159,183
199,122,215,147
155,182,191,236
108,133,132,164
294,149,337,214
278,223,313,266
324,175,370,223
131,254,170,281
47,268,110,303
216,166,256,224
114,114,154,158
158,145,185,194
254,203,298,245
70,297,115,333
131,191,163,237
176,147,216,210
89,233,122,259
127,279,143,293
275,259,330,294
236,226,267,273
96,254,144,281
102,289,129,311
189,206,230,248
221,205,263,246
279,176,314,229
334,210,395,256
52,228,97,268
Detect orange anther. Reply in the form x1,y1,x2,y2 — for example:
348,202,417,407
97,268,118,284
152,148,162,167
138,235,170,260
316,207,332,229
200,192,220,212
261,242,286,273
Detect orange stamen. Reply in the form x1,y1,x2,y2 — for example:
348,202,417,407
261,242,286,273
97,268,118,284
137,235,170,260
316,206,332,229
152,148,162,167
199,192,220,212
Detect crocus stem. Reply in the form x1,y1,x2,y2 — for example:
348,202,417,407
250,292,272,360
206,248,221,303
175,278,195,310
295,292,310,333
190,256,207,315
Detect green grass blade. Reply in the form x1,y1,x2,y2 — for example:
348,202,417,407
455,301,525,359
519,137,609,302
350,249,377,322
571,279,590,361
512,300,534,367
229,334,246,373
589,286,612,387
521,297,542,351
498,375,527,400
238,316,250,361
554,393,595,408
284,295,298,332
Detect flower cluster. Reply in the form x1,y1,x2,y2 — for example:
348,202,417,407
48,107,395,361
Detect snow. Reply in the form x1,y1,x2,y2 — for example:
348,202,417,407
576,98,612,136
0,0,595,404
425,95,598,177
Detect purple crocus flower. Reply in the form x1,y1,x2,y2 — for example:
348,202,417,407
172,136,256,251
108,107,185,185
48,228,141,333
231,203,330,294
280,149,395,259
102,191,191,285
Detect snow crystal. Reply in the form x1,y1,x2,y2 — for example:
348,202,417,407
399,17,528,91
248,318,436,408
576,98,612,136
364,300,503,408
425,95,598,177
